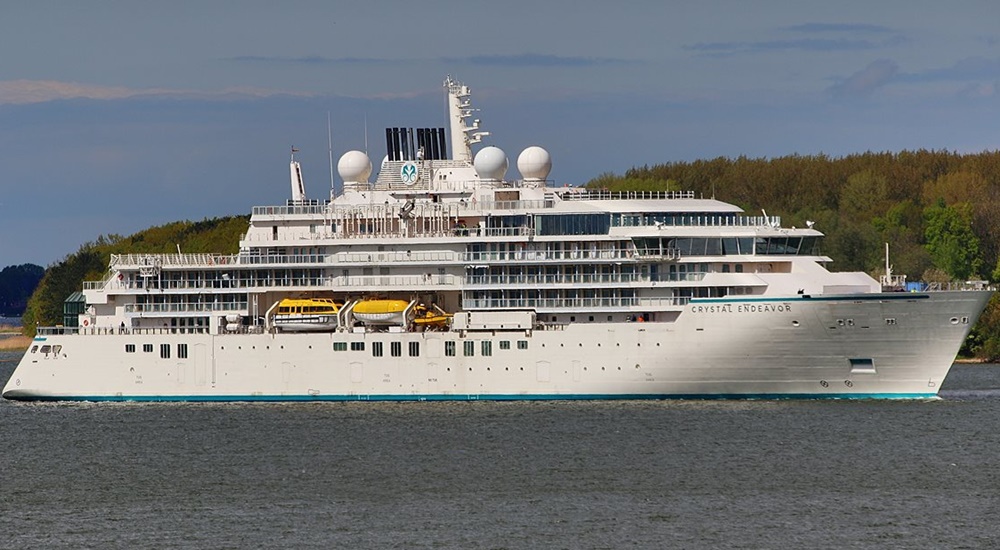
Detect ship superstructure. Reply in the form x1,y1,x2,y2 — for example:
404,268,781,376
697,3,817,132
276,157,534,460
3,77,993,401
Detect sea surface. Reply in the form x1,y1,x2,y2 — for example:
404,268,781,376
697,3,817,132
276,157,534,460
1,352,999,549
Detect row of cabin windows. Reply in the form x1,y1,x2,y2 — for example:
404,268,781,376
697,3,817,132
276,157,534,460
124,343,187,359
332,339,529,357
126,340,530,359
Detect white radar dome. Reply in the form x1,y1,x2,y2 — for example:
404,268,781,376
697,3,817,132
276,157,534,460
473,146,508,181
338,150,372,183
517,146,552,180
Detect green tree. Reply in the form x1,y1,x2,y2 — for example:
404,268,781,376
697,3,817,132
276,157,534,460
923,201,983,280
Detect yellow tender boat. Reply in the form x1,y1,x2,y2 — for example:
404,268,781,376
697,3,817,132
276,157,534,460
352,299,410,324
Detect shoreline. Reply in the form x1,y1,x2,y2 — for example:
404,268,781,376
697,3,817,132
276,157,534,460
0,334,30,351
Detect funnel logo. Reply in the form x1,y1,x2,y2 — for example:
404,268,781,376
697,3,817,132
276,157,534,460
400,162,419,185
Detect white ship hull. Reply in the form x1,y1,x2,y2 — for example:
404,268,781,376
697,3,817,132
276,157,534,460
5,291,989,401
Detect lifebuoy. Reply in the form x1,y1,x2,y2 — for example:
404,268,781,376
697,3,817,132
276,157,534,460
82,319,90,327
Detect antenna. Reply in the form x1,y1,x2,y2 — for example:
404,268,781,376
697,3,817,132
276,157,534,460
327,111,335,196
364,113,368,155
289,146,306,202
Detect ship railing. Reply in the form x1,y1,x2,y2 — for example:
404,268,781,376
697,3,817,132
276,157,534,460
237,226,538,243
462,272,708,285
334,250,458,264
125,302,248,314
916,280,994,292
110,253,239,268
465,274,646,286
560,190,696,201
236,254,328,265
613,215,782,228
83,278,112,290
461,296,691,310
459,249,639,262
36,326,213,336
470,199,553,211
253,204,330,216
634,248,682,260
333,274,461,288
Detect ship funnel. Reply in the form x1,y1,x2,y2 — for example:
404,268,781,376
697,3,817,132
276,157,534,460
290,147,306,202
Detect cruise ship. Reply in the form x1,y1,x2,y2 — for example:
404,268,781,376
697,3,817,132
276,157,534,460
3,77,993,401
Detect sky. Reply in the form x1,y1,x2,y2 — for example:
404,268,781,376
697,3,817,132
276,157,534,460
1,0,998,266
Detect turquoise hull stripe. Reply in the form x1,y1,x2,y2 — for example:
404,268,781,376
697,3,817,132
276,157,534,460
15,392,938,402
691,294,929,304
32,337,46,341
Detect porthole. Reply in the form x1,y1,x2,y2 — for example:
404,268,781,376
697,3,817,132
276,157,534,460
792,320,800,327
950,317,960,325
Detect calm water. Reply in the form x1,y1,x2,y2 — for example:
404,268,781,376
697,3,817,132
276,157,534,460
1,351,999,549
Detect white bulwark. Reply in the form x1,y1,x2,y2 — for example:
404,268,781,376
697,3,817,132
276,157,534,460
4,77,993,401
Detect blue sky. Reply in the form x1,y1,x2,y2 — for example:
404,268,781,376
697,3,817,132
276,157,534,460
1,0,998,266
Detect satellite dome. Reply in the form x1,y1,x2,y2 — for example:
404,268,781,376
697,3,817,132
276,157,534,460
473,146,508,181
338,150,372,183
517,146,552,180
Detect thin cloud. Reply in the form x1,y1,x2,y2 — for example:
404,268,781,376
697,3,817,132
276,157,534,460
688,21,904,56
687,38,881,55
0,80,313,105
443,54,629,67
782,23,893,34
898,56,1000,82
230,55,397,65
229,53,629,68
827,59,899,98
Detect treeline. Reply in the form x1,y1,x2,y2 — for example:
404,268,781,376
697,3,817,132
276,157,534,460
586,149,1000,359
0,264,44,316
22,216,249,335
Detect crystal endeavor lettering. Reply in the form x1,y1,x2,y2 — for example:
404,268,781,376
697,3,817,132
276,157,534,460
689,303,792,314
